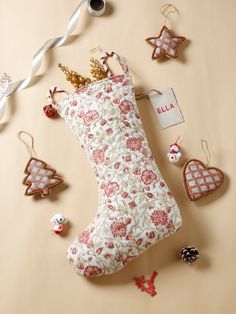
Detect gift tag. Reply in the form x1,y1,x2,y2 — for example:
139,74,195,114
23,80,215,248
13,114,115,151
148,88,184,129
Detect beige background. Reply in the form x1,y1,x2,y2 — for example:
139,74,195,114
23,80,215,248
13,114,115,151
0,0,235,313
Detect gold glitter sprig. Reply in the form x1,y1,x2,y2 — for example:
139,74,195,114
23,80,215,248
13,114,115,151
58,58,107,90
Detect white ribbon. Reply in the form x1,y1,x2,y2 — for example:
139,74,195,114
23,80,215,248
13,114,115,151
0,0,87,120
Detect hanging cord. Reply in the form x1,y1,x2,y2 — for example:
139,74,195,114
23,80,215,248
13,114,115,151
160,3,179,26
17,131,37,158
174,135,181,145
201,139,211,166
90,45,104,54
135,89,162,100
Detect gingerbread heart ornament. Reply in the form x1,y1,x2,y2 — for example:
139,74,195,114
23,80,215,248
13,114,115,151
183,159,224,201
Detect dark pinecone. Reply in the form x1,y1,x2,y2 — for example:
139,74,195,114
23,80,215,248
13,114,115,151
180,246,200,263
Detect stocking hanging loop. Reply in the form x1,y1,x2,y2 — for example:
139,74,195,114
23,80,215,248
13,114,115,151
100,51,129,78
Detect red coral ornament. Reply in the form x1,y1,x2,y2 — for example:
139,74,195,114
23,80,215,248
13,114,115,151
43,104,58,118
134,271,158,297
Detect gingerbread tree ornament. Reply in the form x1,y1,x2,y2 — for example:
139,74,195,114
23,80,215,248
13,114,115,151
17,131,63,198
23,158,63,197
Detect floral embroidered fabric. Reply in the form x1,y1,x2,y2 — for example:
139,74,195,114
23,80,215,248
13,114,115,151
57,52,182,278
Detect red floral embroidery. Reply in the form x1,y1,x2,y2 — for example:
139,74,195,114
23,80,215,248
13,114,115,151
125,155,131,162
106,128,113,135
78,111,84,118
147,231,155,239
83,110,99,126
84,266,102,278
113,98,120,104
141,170,157,185
71,247,77,254
114,162,120,169
104,182,119,197
106,86,113,93
107,242,114,249
100,119,106,126
96,247,103,255
93,148,105,164
119,100,134,114
126,137,143,151
151,210,168,226
78,230,90,244
111,75,125,83
134,168,141,175
129,201,137,209
147,192,153,198
96,92,102,99
121,192,128,198
110,221,127,237
70,100,77,106
77,263,84,270
123,256,136,265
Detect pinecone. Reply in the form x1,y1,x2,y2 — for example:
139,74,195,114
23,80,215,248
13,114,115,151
180,246,200,263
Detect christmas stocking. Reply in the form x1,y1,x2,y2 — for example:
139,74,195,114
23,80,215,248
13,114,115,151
57,51,182,278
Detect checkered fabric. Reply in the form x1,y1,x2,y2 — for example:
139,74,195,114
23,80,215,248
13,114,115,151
183,159,224,201
23,158,62,197
146,26,186,60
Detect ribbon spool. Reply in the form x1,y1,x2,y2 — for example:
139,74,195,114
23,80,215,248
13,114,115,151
87,0,106,16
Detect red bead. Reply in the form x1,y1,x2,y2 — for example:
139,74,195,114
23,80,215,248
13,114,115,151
43,104,57,118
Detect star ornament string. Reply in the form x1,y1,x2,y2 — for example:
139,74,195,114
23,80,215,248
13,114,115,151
160,3,179,26
0,0,107,122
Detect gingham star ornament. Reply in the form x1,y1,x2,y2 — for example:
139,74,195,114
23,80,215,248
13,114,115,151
146,26,186,60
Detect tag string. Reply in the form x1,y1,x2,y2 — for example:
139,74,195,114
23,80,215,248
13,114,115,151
160,3,179,26
17,131,37,158
201,139,211,166
135,89,162,100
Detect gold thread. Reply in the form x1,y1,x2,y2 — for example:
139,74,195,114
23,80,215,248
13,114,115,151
160,4,179,26
90,45,104,54
17,131,37,158
201,139,211,166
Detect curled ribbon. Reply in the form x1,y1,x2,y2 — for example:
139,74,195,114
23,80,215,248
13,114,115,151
0,0,87,121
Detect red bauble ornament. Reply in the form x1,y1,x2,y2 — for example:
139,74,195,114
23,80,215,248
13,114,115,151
43,104,58,118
